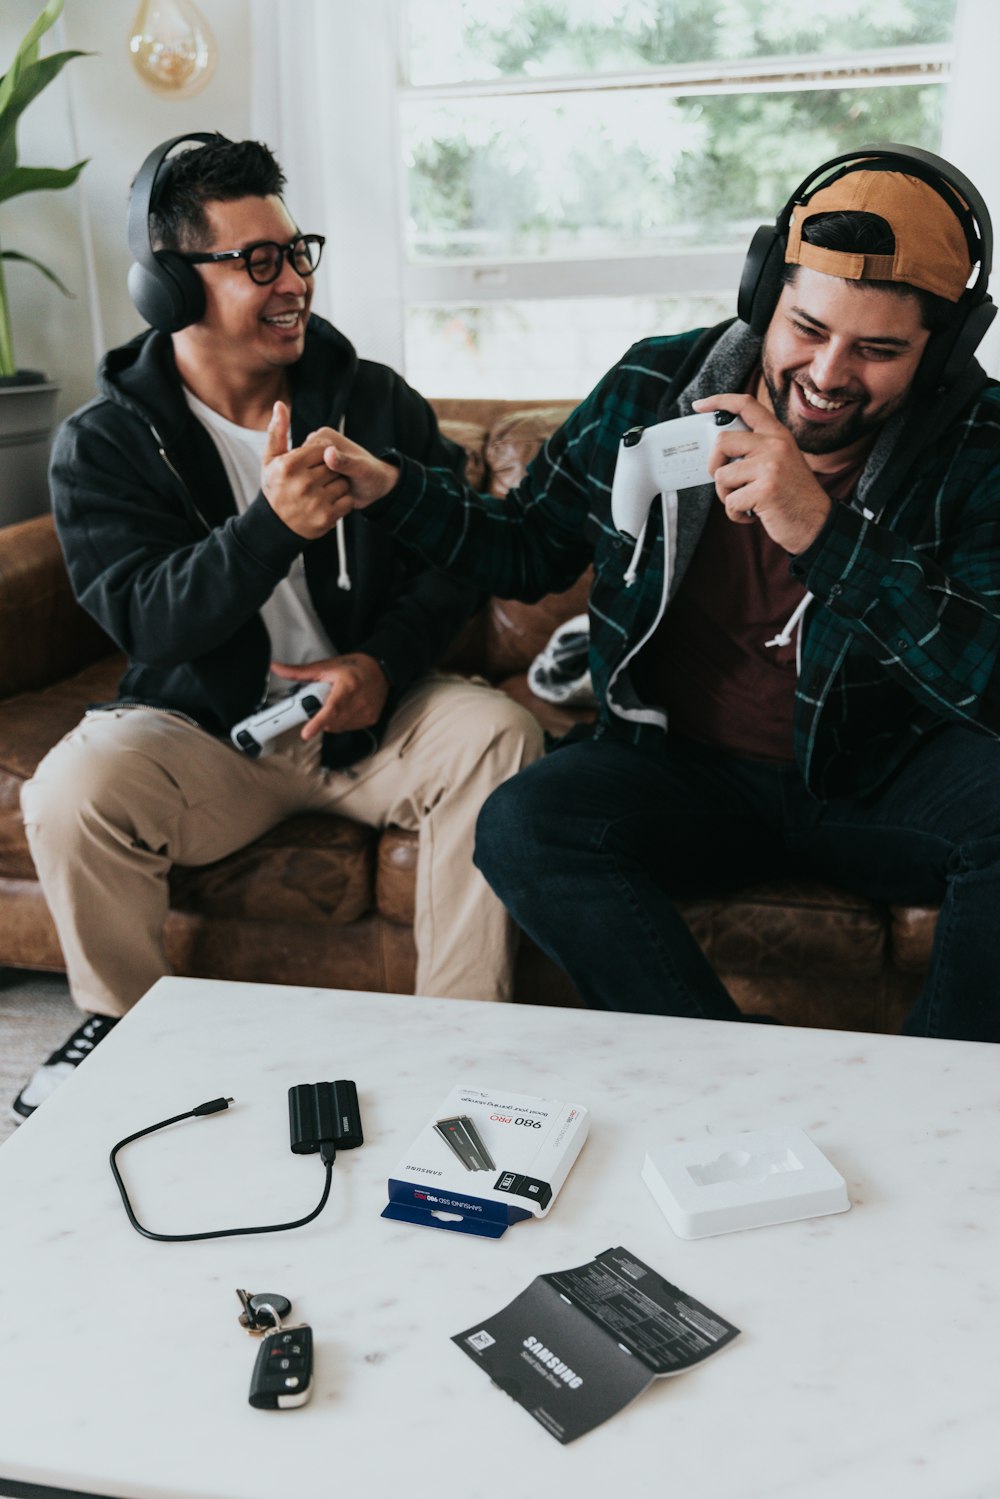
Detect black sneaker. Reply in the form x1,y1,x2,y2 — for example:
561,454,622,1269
11,1013,120,1122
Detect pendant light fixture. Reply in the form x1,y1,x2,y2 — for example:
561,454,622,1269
128,0,217,98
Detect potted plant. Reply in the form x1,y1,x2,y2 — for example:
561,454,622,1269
0,0,87,525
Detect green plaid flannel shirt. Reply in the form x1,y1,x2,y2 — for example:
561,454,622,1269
375,325,1000,799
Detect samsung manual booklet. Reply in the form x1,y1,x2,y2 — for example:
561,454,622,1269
382,1083,588,1237
453,1246,740,1442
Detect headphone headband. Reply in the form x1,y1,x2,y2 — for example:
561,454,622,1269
127,132,224,334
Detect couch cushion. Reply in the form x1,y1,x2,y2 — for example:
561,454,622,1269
485,406,578,497
680,879,886,977
0,516,113,698
170,813,375,925
483,573,595,680
438,418,488,490
376,826,418,925
164,907,412,996
499,670,597,740
431,397,578,431
0,655,125,877
889,904,938,973
475,405,596,682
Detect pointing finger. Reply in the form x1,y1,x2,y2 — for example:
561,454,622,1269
263,400,291,465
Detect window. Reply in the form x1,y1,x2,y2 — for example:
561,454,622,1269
396,0,958,396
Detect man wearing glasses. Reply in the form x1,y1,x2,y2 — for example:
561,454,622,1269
15,136,542,1119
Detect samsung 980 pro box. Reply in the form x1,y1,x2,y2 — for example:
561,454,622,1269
382,1084,588,1238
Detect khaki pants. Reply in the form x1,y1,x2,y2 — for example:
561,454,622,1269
21,675,544,1017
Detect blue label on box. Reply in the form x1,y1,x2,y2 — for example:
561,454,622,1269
383,1177,533,1236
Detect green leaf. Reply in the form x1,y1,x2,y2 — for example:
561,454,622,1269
0,0,87,377
0,158,88,207
11,0,65,74
0,50,88,164
0,0,64,117
1,247,73,297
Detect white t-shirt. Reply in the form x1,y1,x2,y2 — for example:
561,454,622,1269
183,388,337,699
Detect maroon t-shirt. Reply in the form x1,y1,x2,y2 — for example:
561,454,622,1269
631,455,867,763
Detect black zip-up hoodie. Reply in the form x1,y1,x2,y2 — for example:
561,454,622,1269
49,314,478,767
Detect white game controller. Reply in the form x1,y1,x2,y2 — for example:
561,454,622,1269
610,410,749,540
230,682,329,758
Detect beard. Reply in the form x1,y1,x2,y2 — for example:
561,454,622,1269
760,359,903,457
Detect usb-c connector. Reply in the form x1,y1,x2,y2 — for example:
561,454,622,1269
193,1096,234,1116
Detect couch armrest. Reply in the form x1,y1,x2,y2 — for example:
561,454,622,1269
0,515,113,699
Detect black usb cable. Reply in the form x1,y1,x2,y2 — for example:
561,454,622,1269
109,1081,363,1242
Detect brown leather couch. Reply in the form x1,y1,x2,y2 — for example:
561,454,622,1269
0,398,939,1031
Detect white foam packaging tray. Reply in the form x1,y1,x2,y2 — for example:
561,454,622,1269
642,1125,850,1239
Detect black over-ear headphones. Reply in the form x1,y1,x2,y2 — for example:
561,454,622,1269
737,142,996,391
127,132,224,333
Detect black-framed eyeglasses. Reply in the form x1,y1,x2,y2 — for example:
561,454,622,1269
180,233,326,285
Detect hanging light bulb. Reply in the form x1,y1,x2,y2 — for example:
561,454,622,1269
128,0,217,99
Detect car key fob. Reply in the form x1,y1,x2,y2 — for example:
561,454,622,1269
248,1321,314,1409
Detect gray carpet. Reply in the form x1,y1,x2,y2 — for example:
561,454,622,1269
0,968,78,1145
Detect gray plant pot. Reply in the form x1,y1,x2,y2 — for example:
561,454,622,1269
0,380,61,527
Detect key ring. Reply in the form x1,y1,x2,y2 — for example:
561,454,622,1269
254,1302,283,1334
236,1288,292,1334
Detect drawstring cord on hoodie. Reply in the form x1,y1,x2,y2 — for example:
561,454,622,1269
623,514,651,588
761,505,874,670
623,497,812,670
334,414,351,591
623,498,878,669
765,592,812,673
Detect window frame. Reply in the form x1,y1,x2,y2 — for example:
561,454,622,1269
251,0,1000,384
397,29,955,310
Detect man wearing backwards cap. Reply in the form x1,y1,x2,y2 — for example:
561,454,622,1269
315,148,1000,1043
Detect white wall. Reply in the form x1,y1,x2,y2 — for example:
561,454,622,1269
0,0,254,420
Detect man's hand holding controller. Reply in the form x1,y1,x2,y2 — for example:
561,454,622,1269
230,655,392,756
230,681,330,757
272,656,390,739
693,394,834,554
610,409,750,540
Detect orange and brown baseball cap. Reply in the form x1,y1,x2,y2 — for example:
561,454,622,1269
785,168,974,303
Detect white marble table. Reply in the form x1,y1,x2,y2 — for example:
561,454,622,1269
1,977,997,1499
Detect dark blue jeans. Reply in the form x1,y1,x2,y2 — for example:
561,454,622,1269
473,726,1000,1041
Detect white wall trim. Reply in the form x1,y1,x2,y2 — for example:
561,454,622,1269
404,249,746,305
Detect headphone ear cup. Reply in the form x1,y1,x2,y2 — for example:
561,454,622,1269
917,296,997,393
127,251,205,334
738,226,787,337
